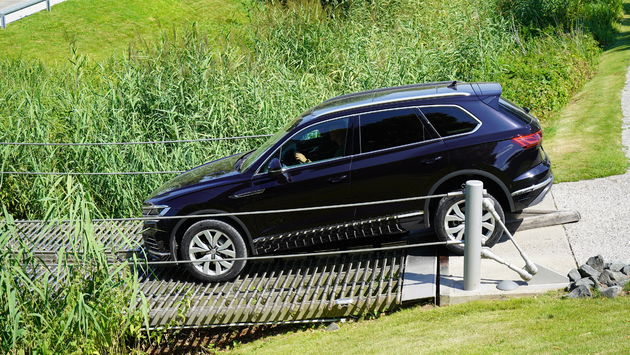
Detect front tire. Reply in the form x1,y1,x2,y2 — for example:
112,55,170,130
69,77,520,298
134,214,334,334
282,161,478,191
434,194,505,255
180,220,247,282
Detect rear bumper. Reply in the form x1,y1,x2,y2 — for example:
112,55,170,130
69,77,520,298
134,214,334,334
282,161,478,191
511,174,554,210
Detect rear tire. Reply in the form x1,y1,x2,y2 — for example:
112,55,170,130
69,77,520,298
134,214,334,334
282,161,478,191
180,220,247,282
434,193,505,255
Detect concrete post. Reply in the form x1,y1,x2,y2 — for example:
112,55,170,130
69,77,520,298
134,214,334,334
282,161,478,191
463,180,483,291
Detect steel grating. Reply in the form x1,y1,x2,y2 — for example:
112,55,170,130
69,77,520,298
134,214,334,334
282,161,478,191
5,220,411,328
139,251,405,328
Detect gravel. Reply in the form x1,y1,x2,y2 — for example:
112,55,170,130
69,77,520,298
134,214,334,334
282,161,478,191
551,66,630,265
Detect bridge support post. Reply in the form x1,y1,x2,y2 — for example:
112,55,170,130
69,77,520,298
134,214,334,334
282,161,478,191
463,180,483,291
1,14,6,29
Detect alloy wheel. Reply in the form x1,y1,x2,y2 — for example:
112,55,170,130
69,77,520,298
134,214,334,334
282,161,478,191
443,200,495,243
188,229,236,276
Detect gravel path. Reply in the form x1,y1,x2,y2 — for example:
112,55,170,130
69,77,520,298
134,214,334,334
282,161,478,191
552,67,630,265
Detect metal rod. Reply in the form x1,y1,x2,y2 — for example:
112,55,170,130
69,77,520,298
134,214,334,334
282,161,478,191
463,180,483,291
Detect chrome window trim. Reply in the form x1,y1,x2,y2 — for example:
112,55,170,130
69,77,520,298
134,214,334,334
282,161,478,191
315,92,471,117
417,104,483,140
253,103,483,175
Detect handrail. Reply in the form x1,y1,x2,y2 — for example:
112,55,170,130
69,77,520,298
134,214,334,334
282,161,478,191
1,0,56,29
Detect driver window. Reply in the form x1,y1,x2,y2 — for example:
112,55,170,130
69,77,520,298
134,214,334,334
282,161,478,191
279,118,350,168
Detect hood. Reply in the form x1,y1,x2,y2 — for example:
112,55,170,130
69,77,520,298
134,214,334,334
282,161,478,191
148,153,244,199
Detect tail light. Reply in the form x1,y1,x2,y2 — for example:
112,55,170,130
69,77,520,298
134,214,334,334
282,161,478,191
512,130,542,149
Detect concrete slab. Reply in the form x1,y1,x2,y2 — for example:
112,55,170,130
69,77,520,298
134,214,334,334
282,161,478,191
0,0,26,12
439,193,577,305
401,247,436,302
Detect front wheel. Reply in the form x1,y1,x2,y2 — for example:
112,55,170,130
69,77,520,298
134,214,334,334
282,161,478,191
434,194,505,255
180,220,247,282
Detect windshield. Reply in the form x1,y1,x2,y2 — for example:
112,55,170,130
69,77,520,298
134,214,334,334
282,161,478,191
239,116,303,172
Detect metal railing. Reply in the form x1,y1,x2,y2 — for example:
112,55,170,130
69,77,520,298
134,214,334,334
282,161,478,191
1,0,61,29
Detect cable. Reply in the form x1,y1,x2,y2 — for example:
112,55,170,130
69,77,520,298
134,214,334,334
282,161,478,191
0,170,183,176
0,134,273,146
7,191,463,223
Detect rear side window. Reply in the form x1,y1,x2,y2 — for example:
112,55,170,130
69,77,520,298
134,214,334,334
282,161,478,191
421,106,479,137
359,108,427,153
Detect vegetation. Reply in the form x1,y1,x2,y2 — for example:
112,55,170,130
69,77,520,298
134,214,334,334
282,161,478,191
0,0,249,64
545,1,630,181
0,0,623,219
0,178,145,353
226,292,630,354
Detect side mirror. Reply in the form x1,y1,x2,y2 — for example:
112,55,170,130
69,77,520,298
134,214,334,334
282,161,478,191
268,158,283,175
523,106,531,113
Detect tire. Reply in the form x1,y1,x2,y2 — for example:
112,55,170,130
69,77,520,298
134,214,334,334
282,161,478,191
434,193,505,255
180,220,247,282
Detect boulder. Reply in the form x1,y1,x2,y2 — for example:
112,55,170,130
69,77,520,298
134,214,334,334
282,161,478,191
567,269,581,283
589,276,603,291
578,264,600,279
608,263,625,272
598,270,618,287
610,271,629,282
601,286,622,299
586,255,605,272
325,323,340,332
573,278,595,289
622,265,630,276
567,285,592,298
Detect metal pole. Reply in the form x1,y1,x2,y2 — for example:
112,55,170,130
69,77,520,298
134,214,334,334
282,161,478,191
1,14,6,29
463,180,483,291
46,0,51,11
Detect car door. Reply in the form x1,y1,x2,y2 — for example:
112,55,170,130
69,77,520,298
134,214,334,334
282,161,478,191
244,116,357,237
351,107,449,220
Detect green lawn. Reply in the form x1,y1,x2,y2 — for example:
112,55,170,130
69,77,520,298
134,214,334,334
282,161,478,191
225,293,630,354
544,1,630,182
0,0,248,64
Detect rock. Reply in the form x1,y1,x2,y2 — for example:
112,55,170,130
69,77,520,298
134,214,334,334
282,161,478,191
586,255,605,272
578,264,601,279
325,323,340,332
622,265,630,276
567,285,592,298
574,278,595,289
601,286,622,299
611,271,629,282
598,270,618,287
567,269,581,282
608,263,625,272
604,262,612,270
589,276,603,291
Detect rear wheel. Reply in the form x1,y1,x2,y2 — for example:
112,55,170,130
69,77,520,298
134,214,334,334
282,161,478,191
180,220,247,282
434,194,505,255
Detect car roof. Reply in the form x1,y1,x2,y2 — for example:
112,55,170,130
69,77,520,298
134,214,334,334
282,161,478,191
300,81,502,123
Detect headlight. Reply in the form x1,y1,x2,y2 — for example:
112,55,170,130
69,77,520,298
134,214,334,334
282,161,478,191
142,204,171,217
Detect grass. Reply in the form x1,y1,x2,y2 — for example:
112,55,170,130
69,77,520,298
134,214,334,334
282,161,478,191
0,0,618,219
225,293,630,354
544,1,630,182
0,0,249,64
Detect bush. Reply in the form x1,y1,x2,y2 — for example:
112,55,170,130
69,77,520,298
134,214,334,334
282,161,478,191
496,0,623,44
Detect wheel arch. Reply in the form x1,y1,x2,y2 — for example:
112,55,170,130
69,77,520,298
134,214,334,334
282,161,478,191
424,169,514,228
168,209,255,261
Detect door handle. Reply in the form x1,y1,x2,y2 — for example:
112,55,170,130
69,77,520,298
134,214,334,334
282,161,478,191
422,156,444,165
229,188,265,199
328,174,349,184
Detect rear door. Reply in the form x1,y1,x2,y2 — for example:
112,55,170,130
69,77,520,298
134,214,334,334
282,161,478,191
351,107,449,220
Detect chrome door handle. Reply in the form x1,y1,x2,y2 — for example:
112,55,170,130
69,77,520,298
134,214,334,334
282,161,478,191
328,174,349,184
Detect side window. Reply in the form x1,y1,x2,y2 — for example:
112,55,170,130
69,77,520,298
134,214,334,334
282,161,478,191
359,108,427,153
420,106,479,137
279,118,349,168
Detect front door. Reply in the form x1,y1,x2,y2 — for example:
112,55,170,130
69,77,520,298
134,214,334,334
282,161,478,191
246,116,356,237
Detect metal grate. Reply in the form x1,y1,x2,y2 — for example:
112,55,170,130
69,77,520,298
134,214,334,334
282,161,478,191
138,251,405,328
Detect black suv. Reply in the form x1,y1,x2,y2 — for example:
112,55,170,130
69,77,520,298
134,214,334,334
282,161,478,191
143,81,553,282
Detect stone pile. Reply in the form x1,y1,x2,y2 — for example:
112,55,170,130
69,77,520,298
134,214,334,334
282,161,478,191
566,255,629,298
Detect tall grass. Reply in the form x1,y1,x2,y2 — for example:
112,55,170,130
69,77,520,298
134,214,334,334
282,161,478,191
0,0,621,219
0,177,145,353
